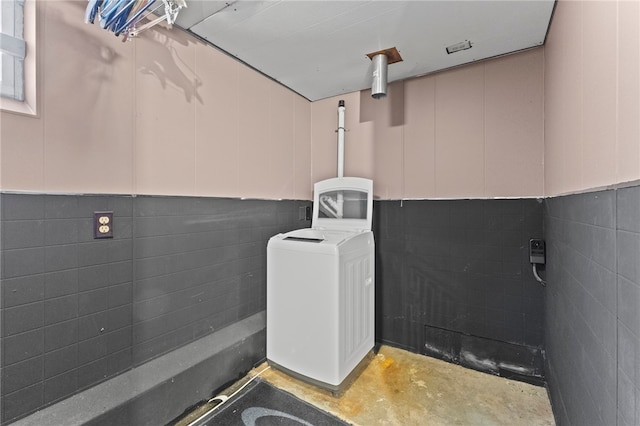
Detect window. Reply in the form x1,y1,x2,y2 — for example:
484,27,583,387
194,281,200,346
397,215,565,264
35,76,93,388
1,0,26,101
1,0,36,115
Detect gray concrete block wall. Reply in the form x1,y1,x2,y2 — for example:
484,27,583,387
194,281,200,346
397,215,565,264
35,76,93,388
616,186,640,426
130,196,306,366
6,188,634,425
544,186,640,426
374,199,545,380
0,193,310,424
1,194,134,424
9,313,266,426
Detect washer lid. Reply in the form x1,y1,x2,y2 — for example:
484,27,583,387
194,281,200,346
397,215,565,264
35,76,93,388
279,228,356,246
312,177,373,232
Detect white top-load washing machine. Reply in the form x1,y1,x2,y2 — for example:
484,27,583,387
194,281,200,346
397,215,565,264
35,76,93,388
267,177,375,392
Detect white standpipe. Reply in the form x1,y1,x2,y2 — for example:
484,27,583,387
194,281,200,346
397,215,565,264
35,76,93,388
337,100,345,178
337,100,345,218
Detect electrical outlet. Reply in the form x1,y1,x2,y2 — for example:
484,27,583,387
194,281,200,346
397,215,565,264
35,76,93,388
94,212,114,239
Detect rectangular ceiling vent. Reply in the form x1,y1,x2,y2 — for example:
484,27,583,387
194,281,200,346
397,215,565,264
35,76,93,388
446,40,473,54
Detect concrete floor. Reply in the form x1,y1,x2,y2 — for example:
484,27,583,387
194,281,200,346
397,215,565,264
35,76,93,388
177,345,555,426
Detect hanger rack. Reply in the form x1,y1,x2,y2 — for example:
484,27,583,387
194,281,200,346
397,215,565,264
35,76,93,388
85,0,187,41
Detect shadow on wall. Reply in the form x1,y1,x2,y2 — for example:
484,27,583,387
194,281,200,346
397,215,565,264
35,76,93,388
65,0,203,104
46,5,124,106
359,80,405,127
137,25,204,104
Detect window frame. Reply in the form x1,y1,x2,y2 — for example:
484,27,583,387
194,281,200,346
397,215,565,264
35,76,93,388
0,0,37,116
1,0,26,101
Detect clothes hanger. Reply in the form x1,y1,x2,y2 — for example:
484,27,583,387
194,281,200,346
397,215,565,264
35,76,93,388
84,0,102,24
114,0,158,37
99,0,127,28
103,0,137,31
84,0,186,40
121,0,186,38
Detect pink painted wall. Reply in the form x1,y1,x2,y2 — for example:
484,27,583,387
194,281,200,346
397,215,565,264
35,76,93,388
312,49,545,200
1,1,545,201
0,1,312,200
544,0,640,196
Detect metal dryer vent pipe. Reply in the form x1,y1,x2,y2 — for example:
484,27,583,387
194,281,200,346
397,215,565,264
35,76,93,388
371,53,388,99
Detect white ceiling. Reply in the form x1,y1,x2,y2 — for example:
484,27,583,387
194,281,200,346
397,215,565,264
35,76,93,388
175,1,556,101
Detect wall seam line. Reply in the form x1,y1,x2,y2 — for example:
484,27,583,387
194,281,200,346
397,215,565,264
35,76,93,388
614,2,619,425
